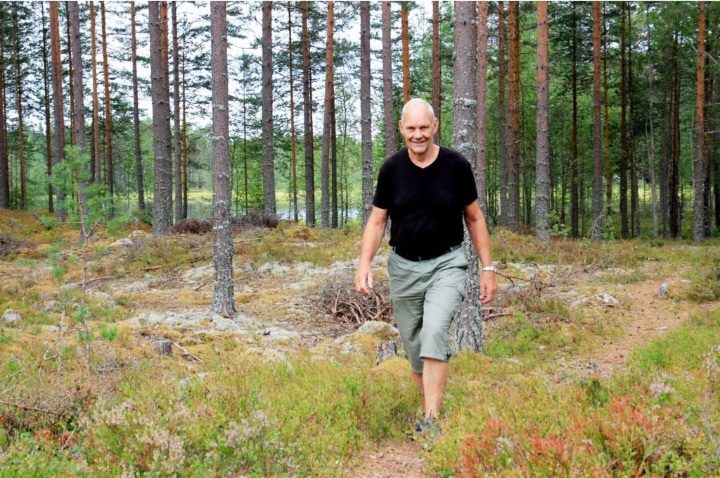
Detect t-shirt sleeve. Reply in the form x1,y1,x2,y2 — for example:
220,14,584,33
457,159,478,207
372,163,392,210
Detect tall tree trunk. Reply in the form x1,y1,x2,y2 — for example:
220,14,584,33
401,2,410,103
287,2,298,222
507,0,520,232
477,1,489,216
49,2,65,220
149,1,173,234
331,91,338,228
68,1,88,223
602,10,611,216
432,1,441,145
619,2,629,238
210,1,236,318
670,33,681,238
645,4,657,238
0,10,7,209
261,1,275,215
182,27,188,219
628,6,638,237
570,2,579,238
12,5,26,209
536,1,550,240
360,1,373,227
90,2,101,183
130,2,145,213
497,0,507,226
693,1,707,241
591,1,603,240
101,3,113,209
66,2,76,147
321,1,334,228
451,1,481,353
301,1,315,226
172,2,182,223
42,3,54,213
382,1,395,155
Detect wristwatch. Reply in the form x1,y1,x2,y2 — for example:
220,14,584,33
482,265,497,273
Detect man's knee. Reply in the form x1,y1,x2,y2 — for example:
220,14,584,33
419,324,451,362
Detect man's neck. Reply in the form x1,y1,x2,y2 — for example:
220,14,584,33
408,144,440,167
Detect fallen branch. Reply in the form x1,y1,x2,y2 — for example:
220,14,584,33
0,399,63,417
192,279,210,292
171,342,203,362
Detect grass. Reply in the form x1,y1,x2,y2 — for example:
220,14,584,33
1,210,720,476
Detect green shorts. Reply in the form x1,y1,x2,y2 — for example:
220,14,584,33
388,247,468,373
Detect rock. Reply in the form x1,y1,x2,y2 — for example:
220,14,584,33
356,321,401,341
109,238,133,248
593,292,619,306
568,297,589,309
376,341,398,365
88,290,115,305
152,339,173,356
658,282,670,298
2,310,21,324
257,262,290,275
129,230,148,240
182,264,214,282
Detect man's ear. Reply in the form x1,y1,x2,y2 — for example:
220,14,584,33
398,120,405,134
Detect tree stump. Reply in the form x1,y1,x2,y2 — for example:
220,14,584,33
152,339,173,356
376,340,398,365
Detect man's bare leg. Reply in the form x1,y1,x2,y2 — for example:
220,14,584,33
422,358,448,419
412,372,425,415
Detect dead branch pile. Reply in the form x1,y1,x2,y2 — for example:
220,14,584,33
313,273,393,325
0,233,25,257
172,218,213,234
231,212,279,229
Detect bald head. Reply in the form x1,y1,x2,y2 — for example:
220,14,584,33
400,98,436,124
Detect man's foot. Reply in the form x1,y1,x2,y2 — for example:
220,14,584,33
408,416,441,444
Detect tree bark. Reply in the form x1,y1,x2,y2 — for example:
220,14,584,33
382,1,396,155
68,1,88,226
321,1,334,229
49,2,65,220
210,1,236,317
401,2,410,103
477,1,489,216
628,5,638,237
90,2,101,183
693,1,707,241
172,2,182,223
603,9,611,217
130,3,145,213
41,3,54,213
12,5,26,209
149,1,173,234
301,1,315,226
570,2,579,238
0,8,7,208
536,1,550,241
451,1,481,353
620,2,629,238
288,2,298,222
432,1,441,145
261,1,276,216
182,26,188,219
507,0,520,232
66,2,76,147
360,1,373,227
101,3,113,208
591,1,603,240
497,0,507,227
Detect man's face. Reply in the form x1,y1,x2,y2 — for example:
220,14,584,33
398,104,438,156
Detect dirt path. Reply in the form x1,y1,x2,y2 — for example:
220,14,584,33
345,441,425,478
576,275,720,376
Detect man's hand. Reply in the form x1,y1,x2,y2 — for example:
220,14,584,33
479,271,496,304
355,263,374,296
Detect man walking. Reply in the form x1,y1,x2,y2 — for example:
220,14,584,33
355,98,496,432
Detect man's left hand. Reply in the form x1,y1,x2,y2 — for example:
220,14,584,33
479,272,496,304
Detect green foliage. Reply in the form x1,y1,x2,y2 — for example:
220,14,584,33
99,324,118,342
0,334,13,346
686,258,720,302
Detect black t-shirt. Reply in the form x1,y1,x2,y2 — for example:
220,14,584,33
372,147,478,259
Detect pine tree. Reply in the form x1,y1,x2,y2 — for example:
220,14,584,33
591,1,603,240
536,1,551,240
261,1,276,216
360,1,372,227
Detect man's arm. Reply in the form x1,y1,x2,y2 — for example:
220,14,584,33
463,199,496,304
355,206,389,296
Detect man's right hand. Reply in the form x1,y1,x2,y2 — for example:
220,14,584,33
355,263,374,296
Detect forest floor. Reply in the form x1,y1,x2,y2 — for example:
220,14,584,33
0,209,719,476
